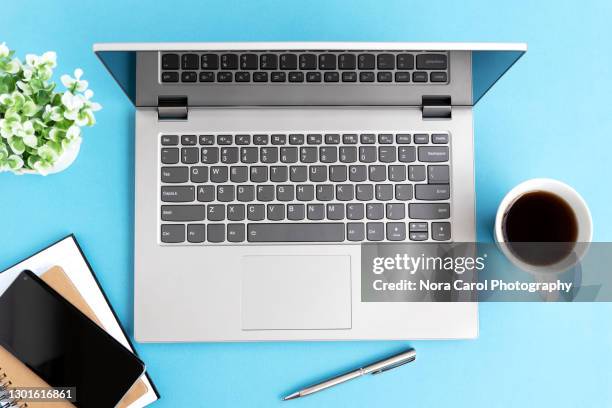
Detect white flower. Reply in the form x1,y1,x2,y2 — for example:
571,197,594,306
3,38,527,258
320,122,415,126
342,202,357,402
44,105,63,122
5,58,20,74
25,54,39,67
61,68,88,92
66,125,81,140
61,91,84,111
19,121,38,148
0,42,9,58
40,51,57,68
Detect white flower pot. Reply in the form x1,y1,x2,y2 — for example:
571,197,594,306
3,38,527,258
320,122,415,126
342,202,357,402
18,138,81,175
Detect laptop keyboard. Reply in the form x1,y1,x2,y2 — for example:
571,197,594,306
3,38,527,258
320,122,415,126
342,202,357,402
159,132,451,244
160,51,448,84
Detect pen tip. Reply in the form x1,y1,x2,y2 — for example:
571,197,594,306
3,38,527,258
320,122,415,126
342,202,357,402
283,392,300,401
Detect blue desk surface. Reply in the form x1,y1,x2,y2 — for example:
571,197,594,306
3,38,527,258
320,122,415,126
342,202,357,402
2,1,611,406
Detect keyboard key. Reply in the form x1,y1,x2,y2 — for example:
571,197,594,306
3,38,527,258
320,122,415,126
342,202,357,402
267,204,285,221
325,134,340,144
280,147,298,163
297,185,315,201
253,134,268,145
217,72,232,82
432,134,449,144
378,146,396,162
316,185,334,201
416,54,447,70
235,71,250,82
432,222,451,241
271,72,286,82
375,184,393,201
181,54,199,70
276,185,294,201
162,54,179,70
369,165,386,182
289,134,305,145
253,72,268,82
250,166,268,182
329,165,347,182
409,222,428,232
412,71,428,82
359,72,375,82
161,224,185,243
161,186,195,202
339,146,357,163
414,134,429,144
336,184,354,201
240,54,258,70
270,166,288,182
342,72,357,82
360,133,376,144
230,166,248,182
260,54,278,70
377,53,395,70
358,54,375,69
221,54,238,69
181,147,199,164
217,185,235,202
201,54,219,69
181,71,197,82
300,147,318,163
237,185,255,202
197,185,215,202
386,223,406,241
161,205,206,222
410,232,428,241
359,146,377,163
199,135,214,145
207,224,225,243
320,146,338,163
415,184,450,200
378,134,393,144
395,72,411,82
187,224,206,243
409,203,450,219
201,147,219,164
307,134,322,145
287,204,305,220
199,71,215,82
428,165,450,184
319,54,337,70
235,134,250,145
366,203,384,220
430,72,447,82
367,222,384,241
398,146,416,162
356,184,374,201
386,203,405,220
306,72,322,82
260,147,278,163
248,223,345,242
396,53,414,70
207,204,225,221
408,165,426,182
227,224,245,242
247,204,265,220
161,135,178,145
347,203,364,220
395,184,413,200
309,165,327,182
288,71,304,82
272,134,286,145
308,204,325,220
181,135,197,145
327,203,345,220
290,166,307,182
161,148,179,164
161,72,179,82
338,54,356,70
324,72,339,82
388,165,406,181
280,54,298,70
347,223,365,241
161,166,189,183
349,165,367,182
418,146,449,162
210,166,228,183
241,147,258,163
377,72,392,82
299,54,317,70
343,134,358,144
396,134,411,144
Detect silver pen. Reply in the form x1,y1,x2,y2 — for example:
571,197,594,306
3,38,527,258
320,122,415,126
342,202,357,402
283,347,416,401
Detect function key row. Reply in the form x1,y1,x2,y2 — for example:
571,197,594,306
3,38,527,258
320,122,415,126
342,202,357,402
161,133,449,146
162,52,447,71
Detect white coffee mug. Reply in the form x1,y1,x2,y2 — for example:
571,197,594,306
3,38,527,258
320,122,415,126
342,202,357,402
494,178,592,274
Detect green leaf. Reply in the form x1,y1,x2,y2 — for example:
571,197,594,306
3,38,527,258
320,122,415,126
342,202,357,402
7,154,23,170
8,136,25,154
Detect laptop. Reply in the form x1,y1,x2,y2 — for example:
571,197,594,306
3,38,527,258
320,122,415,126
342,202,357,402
94,42,526,342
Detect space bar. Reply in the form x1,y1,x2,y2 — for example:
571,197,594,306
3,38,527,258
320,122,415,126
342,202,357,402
247,223,345,242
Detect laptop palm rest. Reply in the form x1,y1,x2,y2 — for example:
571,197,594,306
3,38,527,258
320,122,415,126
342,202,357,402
241,255,352,330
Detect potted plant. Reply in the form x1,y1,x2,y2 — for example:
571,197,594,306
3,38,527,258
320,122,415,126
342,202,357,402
0,42,101,175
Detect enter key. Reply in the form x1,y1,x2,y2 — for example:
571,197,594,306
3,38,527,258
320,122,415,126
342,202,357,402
415,184,450,200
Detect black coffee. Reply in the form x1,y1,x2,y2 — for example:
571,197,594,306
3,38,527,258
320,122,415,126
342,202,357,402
502,191,578,265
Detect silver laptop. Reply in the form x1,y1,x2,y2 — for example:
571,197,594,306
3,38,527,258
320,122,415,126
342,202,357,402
94,42,525,342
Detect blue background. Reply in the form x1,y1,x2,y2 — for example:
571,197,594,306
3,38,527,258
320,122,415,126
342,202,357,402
2,1,611,406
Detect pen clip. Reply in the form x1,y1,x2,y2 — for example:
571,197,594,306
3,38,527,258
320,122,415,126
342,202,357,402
371,356,416,375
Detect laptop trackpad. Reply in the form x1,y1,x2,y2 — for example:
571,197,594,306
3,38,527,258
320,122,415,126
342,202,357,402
241,255,352,330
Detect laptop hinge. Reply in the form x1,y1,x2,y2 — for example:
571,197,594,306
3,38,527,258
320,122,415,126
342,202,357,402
158,97,188,121
421,96,452,119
